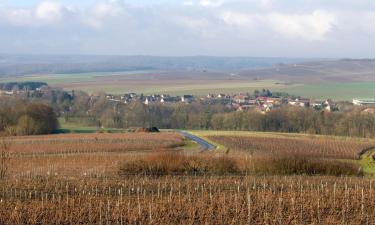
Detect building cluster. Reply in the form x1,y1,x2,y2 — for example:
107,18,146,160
229,94,336,113
0,86,50,96
104,93,194,105
102,91,339,113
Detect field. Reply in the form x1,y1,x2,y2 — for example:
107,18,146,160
0,72,293,95
284,82,375,101
5,58,375,99
1,131,375,224
191,131,375,175
4,71,375,99
57,118,125,133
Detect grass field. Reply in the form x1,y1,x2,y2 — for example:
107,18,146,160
4,71,375,100
283,82,375,100
57,118,125,133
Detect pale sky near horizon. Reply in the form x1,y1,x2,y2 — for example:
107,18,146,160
0,0,374,58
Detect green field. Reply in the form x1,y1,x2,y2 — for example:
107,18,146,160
4,72,375,100
57,118,125,133
283,82,375,101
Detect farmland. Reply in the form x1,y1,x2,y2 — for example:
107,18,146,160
5,71,375,99
1,131,375,224
4,58,375,99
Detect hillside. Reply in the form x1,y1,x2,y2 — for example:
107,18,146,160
239,59,375,83
0,55,307,76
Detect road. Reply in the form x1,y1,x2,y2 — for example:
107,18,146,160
177,130,216,151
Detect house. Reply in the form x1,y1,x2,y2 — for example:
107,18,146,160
207,94,215,99
217,93,226,98
248,99,257,105
233,95,249,104
5,91,14,95
288,98,310,107
144,98,149,105
237,105,256,111
130,93,137,97
310,100,323,109
181,95,194,103
266,97,282,105
353,98,375,106
106,95,114,100
322,99,336,111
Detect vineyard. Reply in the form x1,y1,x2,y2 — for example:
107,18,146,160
1,176,375,224
206,134,375,160
1,131,375,224
5,133,185,178
7,133,184,154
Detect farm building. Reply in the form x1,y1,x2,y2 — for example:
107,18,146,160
181,95,194,103
353,98,375,106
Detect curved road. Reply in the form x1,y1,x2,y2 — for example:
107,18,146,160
177,130,216,151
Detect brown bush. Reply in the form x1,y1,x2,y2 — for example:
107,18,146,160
119,151,362,177
249,154,362,176
118,152,241,176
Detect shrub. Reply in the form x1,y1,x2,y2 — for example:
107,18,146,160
250,154,362,176
119,152,363,177
118,152,241,176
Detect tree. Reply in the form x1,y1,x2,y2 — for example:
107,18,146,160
0,139,10,180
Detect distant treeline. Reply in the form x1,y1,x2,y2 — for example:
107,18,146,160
0,98,58,136
64,92,375,138
3,87,375,138
0,82,47,91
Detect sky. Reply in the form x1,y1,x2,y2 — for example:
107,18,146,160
0,0,374,57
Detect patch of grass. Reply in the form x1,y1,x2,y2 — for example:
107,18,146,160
187,130,228,152
57,118,125,133
359,149,375,176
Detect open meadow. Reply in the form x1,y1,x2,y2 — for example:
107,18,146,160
0,131,375,224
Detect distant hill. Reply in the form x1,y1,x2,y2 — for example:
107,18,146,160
0,55,310,76
238,59,375,83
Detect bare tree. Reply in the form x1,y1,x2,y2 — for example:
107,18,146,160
0,138,10,180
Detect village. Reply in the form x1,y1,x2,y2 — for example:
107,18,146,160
3,82,375,114
103,91,340,113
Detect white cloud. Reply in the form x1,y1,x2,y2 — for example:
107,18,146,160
35,1,65,22
3,8,33,26
86,0,126,28
268,10,336,41
0,0,372,57
221,11,255,27
199,0,226,7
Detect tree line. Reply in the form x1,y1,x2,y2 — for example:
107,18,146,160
3,89,375,138
0,97,58,136
62,92,375,138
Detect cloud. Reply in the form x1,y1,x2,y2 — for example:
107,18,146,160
268,10,336,41
35,1,65,22
0,1,74,26
199,0,225,7
86,0,127,28
0,0,372,57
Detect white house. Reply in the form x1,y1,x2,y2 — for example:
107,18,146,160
353,98,375,106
